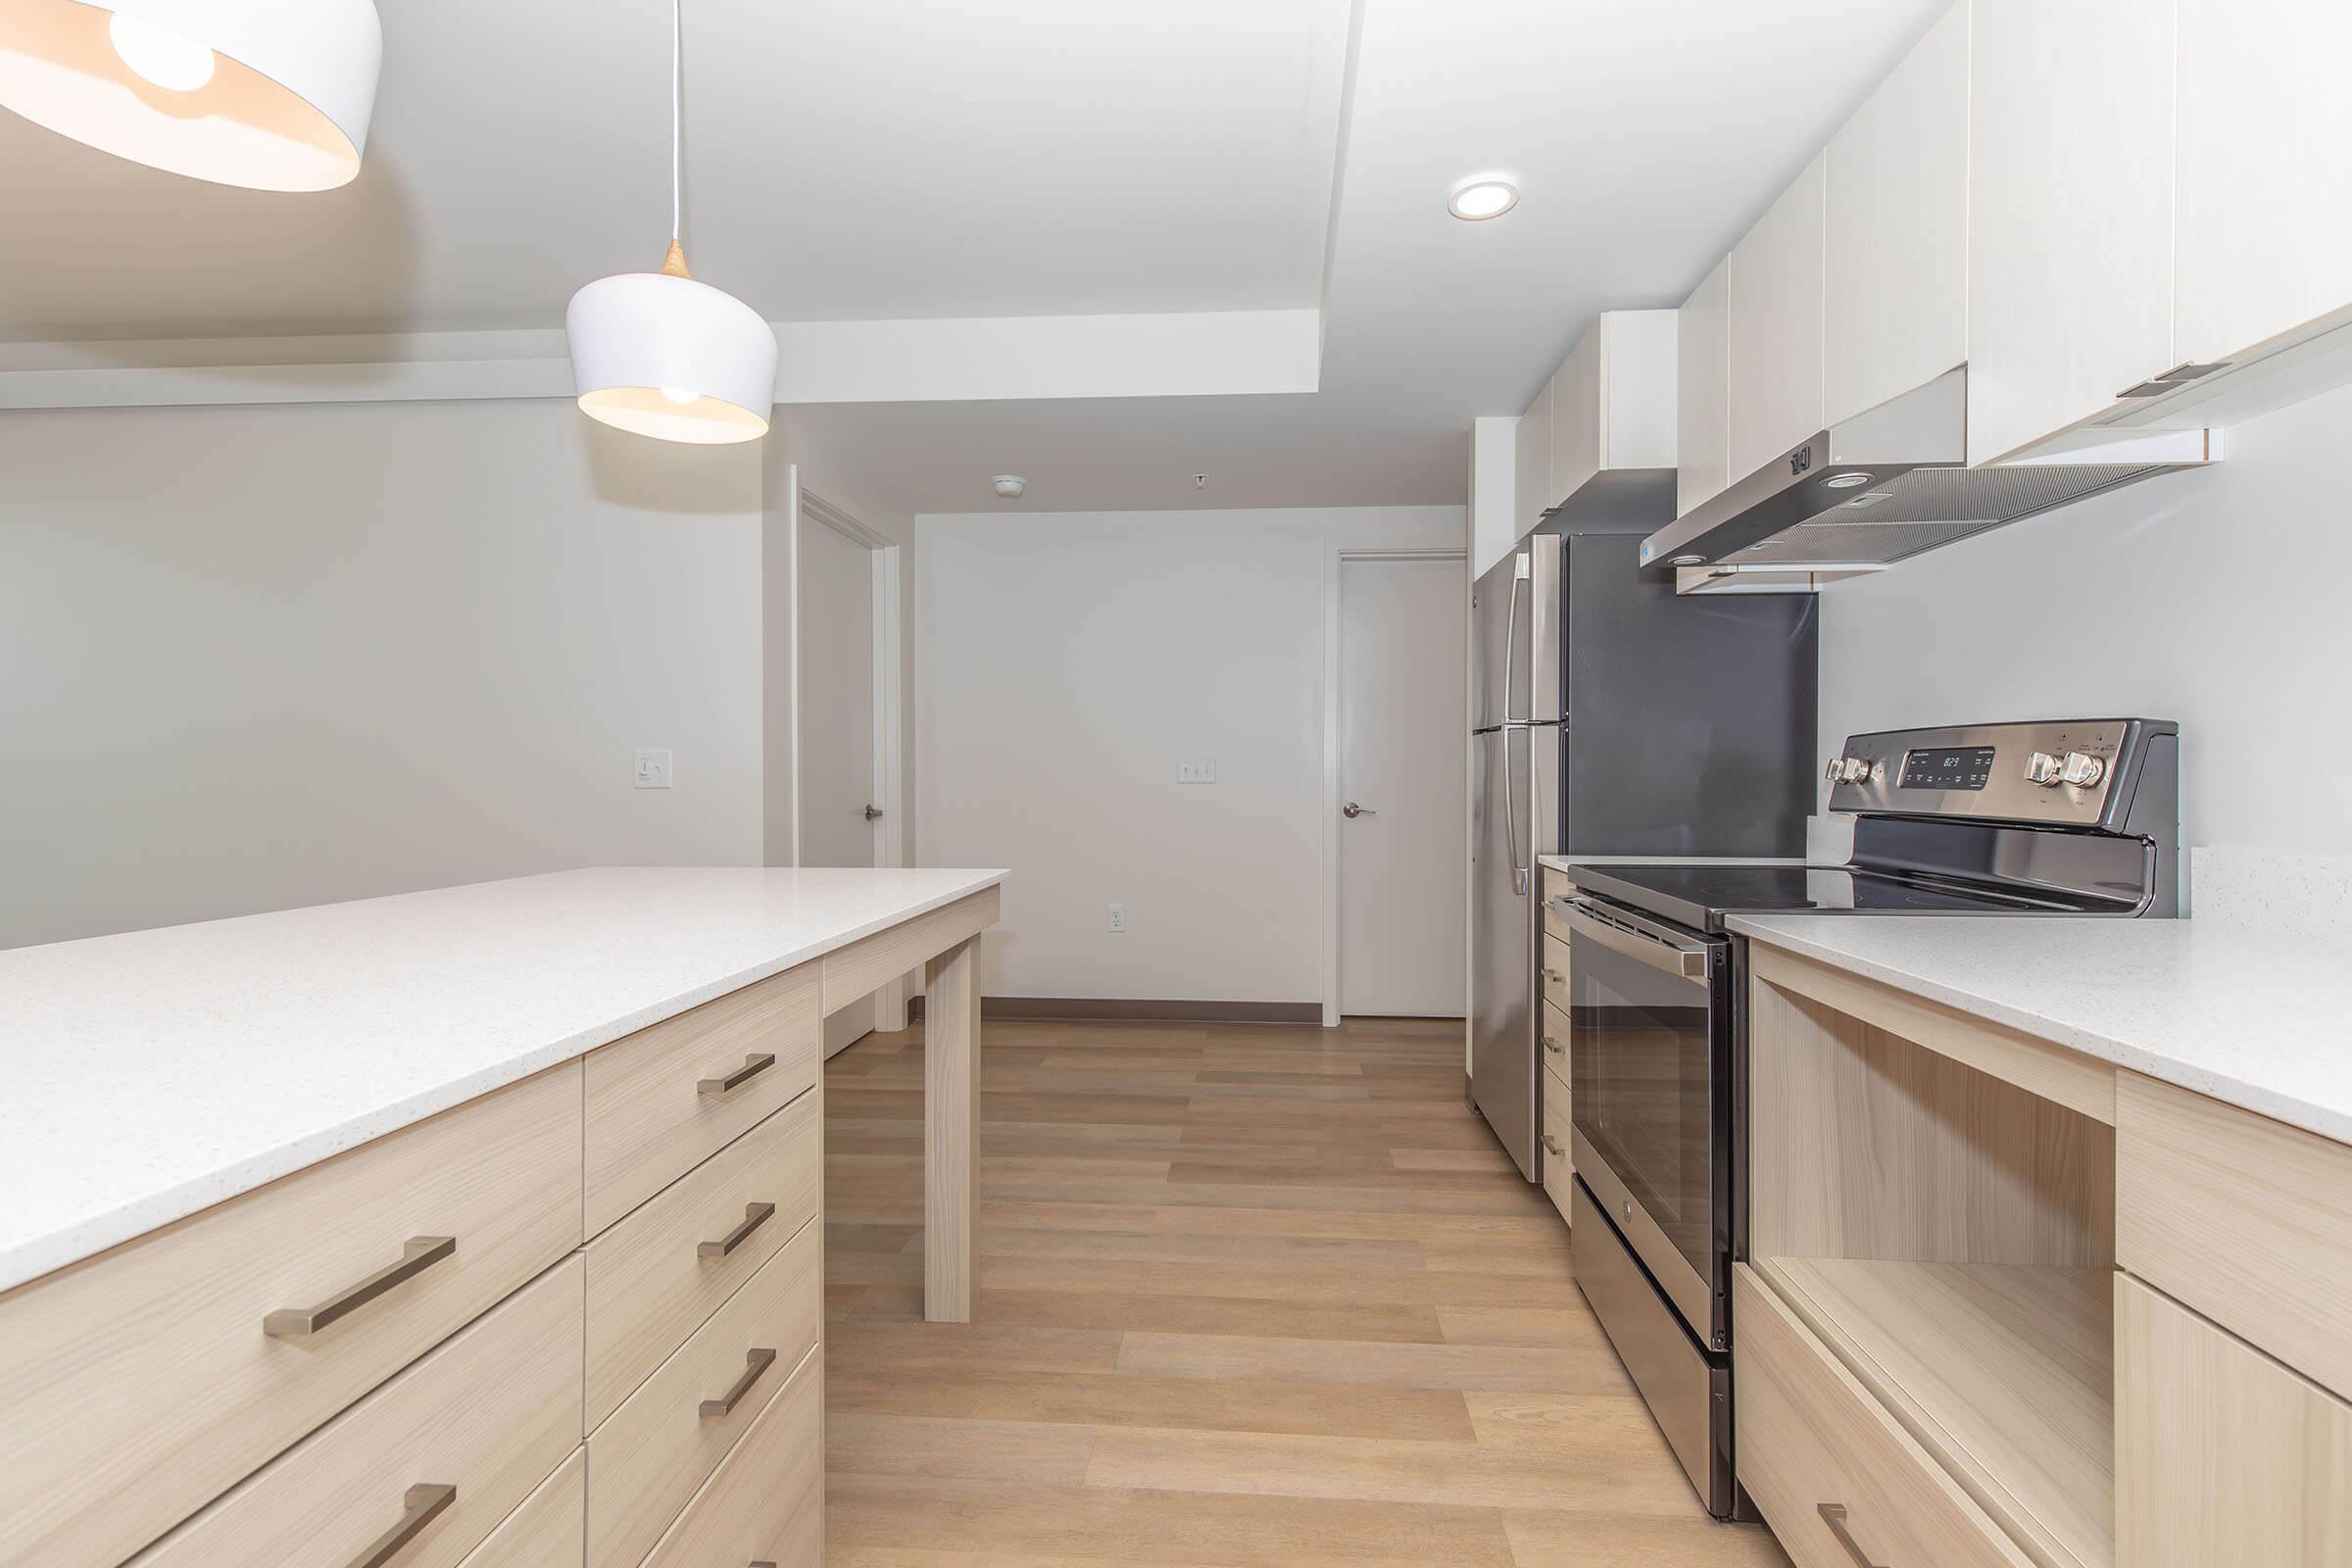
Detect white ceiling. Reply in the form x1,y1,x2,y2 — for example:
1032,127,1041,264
0,0,1947,513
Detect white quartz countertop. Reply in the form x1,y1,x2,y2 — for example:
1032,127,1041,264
1727,913,2352,1147
0,866,1006,1294
1537,854,1803,870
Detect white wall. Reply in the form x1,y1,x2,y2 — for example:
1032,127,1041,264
0,399,765,950
1817,380,2352,858
915,504,1464,1004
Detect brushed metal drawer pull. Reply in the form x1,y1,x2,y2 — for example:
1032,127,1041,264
1818,1503,1887,1568
1544,968,1564,984
349,1482,456,1568
1541,1035,1565,1057
700,1347,778,1418
699,1052,777,1098
1540,1134,1564,1157
265,1236,457,1339
698,1201,776,1260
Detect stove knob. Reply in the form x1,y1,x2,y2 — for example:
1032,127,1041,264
1828,756,1874,786
2060,751,2107,788
2024,751,2064,787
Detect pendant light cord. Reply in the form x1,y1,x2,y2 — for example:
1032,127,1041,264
670,0,683,243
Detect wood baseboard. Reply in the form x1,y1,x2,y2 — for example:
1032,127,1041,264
906,996,1324,1025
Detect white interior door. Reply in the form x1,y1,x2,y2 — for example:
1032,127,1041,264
800,508,880,1054
1338,556,1468,1016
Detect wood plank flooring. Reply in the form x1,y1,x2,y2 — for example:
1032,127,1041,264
824,1016,1791,1567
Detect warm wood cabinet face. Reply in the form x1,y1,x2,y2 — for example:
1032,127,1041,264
1727,151,1827,481
2116,1275,2352,1568
1824,0,1969,428
2172,0,2352,367
1966,0,2177,464
1676,256,1731,517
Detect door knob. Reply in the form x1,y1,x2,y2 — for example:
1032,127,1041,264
863,805,884,821
1343,802,1377,819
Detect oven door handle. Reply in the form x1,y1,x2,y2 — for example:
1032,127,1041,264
1560,902,1710,982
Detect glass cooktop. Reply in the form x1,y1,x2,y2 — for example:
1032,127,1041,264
1558,862,2126,933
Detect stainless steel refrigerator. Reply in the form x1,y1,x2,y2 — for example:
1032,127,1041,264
1470,528,1815,1180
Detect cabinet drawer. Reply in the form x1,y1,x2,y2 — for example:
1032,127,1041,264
1540,871,1576,930
459,1447,585,1568
141,1256,584,1568
1539,999,1572,1093
585,1088,821,1428
2118,1071,2352,1397
588,1218,821,1568
2116,1274,2351,1568
1539,1072,1573,1225
641,1343,822,1568
0,1064,581,1568
585,960,820,1235
1734,1265,2033,1568
1539,934,1571,1015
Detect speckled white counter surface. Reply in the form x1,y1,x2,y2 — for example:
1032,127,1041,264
1537,854,1802,870
1728,913,2352,1147
0,866,1006,1294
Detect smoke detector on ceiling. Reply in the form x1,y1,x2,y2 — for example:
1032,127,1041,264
991,474,1026,499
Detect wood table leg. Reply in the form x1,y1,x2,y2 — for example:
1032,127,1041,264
922,934,981,1322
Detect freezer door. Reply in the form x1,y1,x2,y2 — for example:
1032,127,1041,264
1470,552,1525,731
1471,726,1539,1181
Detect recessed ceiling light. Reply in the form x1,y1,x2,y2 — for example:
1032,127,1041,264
1447,176,1519,221
992,474,1027,499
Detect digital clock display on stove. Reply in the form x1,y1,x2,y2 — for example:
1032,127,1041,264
1898,745,1996,791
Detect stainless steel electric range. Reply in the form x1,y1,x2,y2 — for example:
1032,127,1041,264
1554,717,2180,1517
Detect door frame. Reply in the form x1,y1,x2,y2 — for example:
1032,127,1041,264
792,480,910,1032
1319,543,1469,1027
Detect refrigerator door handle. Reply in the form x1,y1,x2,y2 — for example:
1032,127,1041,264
1503,556,1530,724
1505,725,1528,896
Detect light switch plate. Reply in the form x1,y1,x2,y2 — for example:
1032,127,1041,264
1177,758,1217,784
633,748,673,789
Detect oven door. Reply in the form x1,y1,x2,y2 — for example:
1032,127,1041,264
1563,895,1732,1350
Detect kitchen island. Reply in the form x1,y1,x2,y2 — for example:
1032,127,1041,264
0,864,1004,1567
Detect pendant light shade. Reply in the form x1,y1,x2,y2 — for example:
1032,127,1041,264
564,0,774,447
0,0,381,191
568,242,777,445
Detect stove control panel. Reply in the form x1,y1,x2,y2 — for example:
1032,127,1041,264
1827,718,2177,833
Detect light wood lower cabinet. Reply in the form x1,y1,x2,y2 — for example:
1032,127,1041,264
1539,934,1571,1016
1538,1055,1573,1227
458,1447,585,1568
1735,1264,2034,1568
0,1063,582,1568
584,1087,822,1428
2117,1070,2352,1400
641,1342,824,1568
2116,1274,2351,1568
588,1217,822,1568
139,1256,584,1568
584,960,822,1235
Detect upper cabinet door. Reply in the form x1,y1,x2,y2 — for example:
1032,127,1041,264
1549,326,1603,510
1677,258,1731,518
1514,374,1553,538
1967,0,2177,465
2173,0,2352,368
1824,1,1969,428
1727,152,1827,481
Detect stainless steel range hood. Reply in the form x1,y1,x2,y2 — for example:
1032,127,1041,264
1638,367,2211,593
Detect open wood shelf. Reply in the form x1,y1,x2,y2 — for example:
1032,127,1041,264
1755,1255,2115,1568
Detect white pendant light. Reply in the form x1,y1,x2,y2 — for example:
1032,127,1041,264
0,0,381,191
565,0,775,447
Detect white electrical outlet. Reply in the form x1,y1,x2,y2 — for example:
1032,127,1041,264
1106,903,1126,934
1177,758,1217,784
632,748,673,789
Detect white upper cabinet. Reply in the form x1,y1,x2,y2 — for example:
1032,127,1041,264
1551,310,1678,507
2172,0,2352,368
1517,310,1678,531
1513,373,1553,539
1727,152,1827,481
1966,0,2177,465
1677,258,1731,518
1824,1,1969,428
